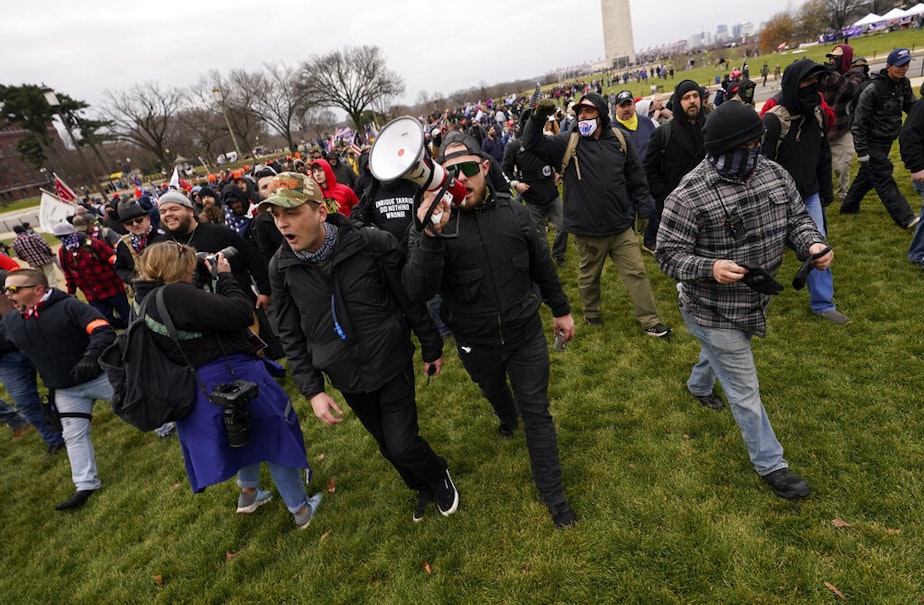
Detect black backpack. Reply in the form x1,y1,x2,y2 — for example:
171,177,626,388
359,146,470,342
99,287,202,431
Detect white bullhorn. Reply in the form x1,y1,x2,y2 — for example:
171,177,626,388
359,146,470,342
369,116,467,222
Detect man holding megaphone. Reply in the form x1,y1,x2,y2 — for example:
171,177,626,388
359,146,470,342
401,131,578,529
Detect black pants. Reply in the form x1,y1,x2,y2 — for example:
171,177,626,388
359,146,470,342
841,144,914,227
344,364,447,496
455,320,567,507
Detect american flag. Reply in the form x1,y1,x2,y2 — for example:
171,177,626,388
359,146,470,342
53,173,78,204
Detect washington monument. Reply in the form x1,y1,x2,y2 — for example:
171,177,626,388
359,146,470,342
601,0,636,68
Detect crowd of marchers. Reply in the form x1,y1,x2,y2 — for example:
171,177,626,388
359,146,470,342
1,43,922,531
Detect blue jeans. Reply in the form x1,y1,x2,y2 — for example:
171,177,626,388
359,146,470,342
908,182,924,264
237,463,310,513
803,193,836,313
681,308,788,476
54,373,113,491
0,351,64,447
0,399,29,431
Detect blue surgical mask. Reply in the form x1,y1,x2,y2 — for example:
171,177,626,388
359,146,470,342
578,118,598,137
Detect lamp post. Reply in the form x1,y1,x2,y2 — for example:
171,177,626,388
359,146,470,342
41,85,104,199
212,87,244,163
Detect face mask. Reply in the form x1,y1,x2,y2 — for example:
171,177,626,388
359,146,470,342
797,84,820,112
709,144,761,181
578,118,598,137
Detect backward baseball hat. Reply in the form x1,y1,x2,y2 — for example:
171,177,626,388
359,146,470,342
258,172,324,211
887,48,912,66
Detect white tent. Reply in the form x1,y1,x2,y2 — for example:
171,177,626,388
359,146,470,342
905,3,924,16
853,12,885,26
881,7,909,19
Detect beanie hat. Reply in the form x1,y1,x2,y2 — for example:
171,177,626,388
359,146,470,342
158,190,195,210
702,101,766,155
198,186,219,202
117,200,146,222
675,80,700,99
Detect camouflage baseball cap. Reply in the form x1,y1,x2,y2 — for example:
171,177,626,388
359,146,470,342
258,172,324,211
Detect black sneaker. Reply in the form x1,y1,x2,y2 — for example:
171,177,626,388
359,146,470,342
761,468,811,499
691,391,725,410
548,501,576,528
644,323,671,337
585,317,603,326
55,489,96,510
413,491,432,522
434,471,459,517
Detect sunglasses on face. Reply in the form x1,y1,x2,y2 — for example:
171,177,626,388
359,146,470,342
122,217,147,226
451,161,482,178
4,284,39,294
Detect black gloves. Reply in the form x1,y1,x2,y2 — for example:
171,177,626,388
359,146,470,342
792,246,832,290
533,99,557,122
740,265,784,295
71,356,102,384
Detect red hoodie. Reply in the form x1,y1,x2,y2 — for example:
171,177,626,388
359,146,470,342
310,158,358,217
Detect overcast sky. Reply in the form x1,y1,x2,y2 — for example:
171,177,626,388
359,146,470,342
3,0,776,115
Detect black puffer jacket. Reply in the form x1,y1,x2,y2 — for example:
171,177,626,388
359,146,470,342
522,92,649,237
851,69,917,155
270,213,441,397
402,190,570,346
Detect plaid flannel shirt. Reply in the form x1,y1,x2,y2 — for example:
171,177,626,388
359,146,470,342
11,232,55,267
656,156,825,337
58,236,125,301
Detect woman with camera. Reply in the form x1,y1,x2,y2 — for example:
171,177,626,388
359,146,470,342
133,242,322,529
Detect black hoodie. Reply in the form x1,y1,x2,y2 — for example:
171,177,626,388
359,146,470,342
643,80,707,205
761,59,833,204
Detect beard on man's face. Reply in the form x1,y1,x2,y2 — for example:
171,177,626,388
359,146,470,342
163,212,194,236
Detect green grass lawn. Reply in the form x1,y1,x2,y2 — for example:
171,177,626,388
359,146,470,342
2,155,921,603
2,44,924,601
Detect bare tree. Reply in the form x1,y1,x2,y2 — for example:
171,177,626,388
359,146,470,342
797,0,831,39
173,106,231,167
299,45,404,130
247,63,310,152
865,0,889,14
203,69,263,157
826,0,865,29
101,82,184,169
300,107,339,142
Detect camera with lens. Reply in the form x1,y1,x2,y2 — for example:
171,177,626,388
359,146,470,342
194,246,238,287
209,379,258,448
